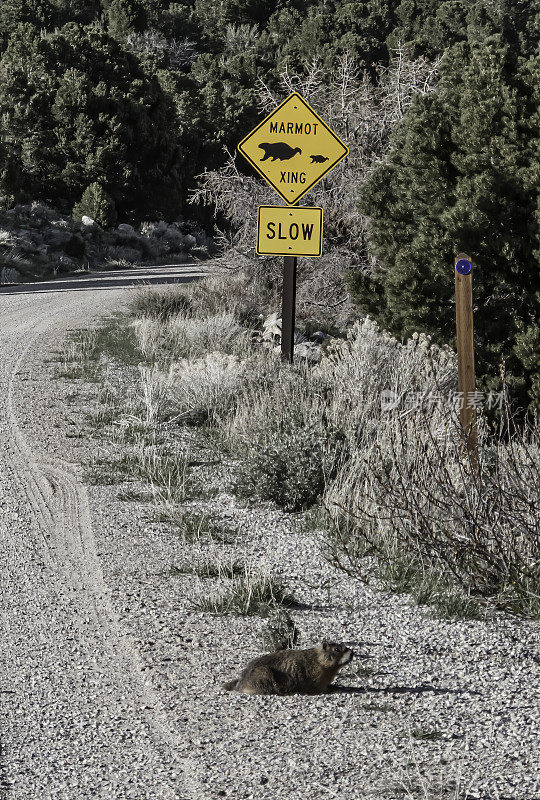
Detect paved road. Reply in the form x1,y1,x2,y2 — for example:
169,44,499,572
0,268,203,799
0,264,206,295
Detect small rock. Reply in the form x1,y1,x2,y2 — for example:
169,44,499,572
0,266,22,284
294,341,321,363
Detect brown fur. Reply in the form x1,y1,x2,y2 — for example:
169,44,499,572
223,642,354,695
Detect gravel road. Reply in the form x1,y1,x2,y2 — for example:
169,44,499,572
1,270,539,800
0,270,203,800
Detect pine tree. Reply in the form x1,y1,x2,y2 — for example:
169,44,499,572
0,23,183,218
354,18,540,410
72,182,118,227
107,0,146,40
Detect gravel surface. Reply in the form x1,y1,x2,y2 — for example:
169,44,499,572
0,280,201,800
1,280,539,800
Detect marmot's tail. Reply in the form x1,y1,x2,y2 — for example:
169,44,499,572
222,679,238,691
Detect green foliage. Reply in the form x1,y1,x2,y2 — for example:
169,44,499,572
0,23,183,217
107,0,147,39
266,1,395,75
73,182,117,228
0,0,56,46
55,0,102,25
388,0,539,61
237,420,345,512
189,47,270,158
355,21,540,410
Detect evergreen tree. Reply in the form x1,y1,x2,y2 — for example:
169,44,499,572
107,0,147,40
73,182,118,227
354,24,540,410
0,23,184,218
388,0,468,59
388,0,540,61
54,0,102,26
266,1,394,74
190,39,273,157
0,0,55,49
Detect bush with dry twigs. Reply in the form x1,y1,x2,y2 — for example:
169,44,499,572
124,282,540,617
191,48,441,321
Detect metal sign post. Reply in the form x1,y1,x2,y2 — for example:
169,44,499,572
454,253,478,466
281,256,297,363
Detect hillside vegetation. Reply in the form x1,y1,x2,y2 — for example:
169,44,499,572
0,0,538,409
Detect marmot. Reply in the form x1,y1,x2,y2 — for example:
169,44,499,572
223,642,354,695
258,143,302,162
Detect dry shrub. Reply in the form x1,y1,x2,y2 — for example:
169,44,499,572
324,402,540,616
168,352,247,424
225,318,456,512
191,49,441,320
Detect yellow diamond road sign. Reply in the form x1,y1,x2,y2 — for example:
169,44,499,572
257,206,323,257
238,92,348,205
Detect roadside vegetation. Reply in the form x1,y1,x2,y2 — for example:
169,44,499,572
56,275,540,620
1,1,538,413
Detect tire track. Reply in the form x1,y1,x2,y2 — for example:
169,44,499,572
0,286,202,800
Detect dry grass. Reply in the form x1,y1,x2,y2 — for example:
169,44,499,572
194,569,297,616
66,278,540,619
133,311,251,362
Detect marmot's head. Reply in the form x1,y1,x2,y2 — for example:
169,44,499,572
316,641,354,668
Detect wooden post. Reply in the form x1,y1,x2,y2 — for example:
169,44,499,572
281,255,297,363
454,253,478,466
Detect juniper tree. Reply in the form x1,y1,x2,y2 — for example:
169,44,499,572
0,23,183,218
73,182,118,227
355,27,540,410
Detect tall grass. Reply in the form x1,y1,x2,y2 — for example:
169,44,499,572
133,312,251,362
121,280,540,617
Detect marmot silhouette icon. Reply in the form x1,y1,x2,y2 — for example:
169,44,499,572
310,154,328,163
258,143,302,161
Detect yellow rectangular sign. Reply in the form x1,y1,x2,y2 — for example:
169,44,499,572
256,206,323,257
238,93,348,206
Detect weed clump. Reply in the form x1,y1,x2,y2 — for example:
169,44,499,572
195,575,296,616
259,609,300,651
236,421,345,512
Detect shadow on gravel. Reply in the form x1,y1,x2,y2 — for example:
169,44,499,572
330,684,479,696
328,685,367,695
367,684,480,696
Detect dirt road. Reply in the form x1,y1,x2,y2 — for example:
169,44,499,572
0,268,203,800
2,266,538,800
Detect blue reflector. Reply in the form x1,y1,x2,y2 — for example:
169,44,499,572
455,258,472,275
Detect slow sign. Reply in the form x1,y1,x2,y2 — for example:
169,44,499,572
256,206,323,257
